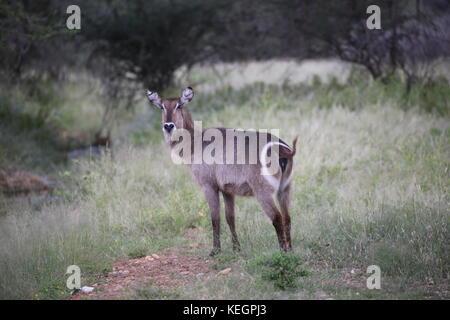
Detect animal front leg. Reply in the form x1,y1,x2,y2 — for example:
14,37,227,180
223,193,241,252
203,186,221,256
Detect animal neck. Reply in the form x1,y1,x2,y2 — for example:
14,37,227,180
181,108,195,134
167,108,197,154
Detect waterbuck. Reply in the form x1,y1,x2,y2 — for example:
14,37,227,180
146,87,297,255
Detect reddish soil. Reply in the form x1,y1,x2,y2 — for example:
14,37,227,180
0,169,51,195
70,230,213,300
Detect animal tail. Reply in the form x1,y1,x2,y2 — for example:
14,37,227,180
260,136,298,192
289,136,298,158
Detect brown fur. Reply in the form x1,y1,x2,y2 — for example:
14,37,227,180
147,88,297,255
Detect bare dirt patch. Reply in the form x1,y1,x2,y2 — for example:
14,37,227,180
70,230,213,300
70,249,212,300
0,169,51,195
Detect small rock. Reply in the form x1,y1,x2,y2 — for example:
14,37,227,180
151,254,160,259
113,270,129,275
218,268,232,276
145,256,155,261
81,286,94,293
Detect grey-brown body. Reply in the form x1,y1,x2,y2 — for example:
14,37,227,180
147,87,297,255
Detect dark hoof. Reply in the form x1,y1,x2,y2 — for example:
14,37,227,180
280,246,294,253
232,243,241,252
209,248,221,256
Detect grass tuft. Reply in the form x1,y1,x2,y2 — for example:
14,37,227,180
250,252,311,290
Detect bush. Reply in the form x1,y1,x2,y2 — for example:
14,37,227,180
252,252,310,290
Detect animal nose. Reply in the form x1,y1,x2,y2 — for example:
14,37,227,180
164,123,175,132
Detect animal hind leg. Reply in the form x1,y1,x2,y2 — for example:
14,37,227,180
277,185,293,252
254,190,287,252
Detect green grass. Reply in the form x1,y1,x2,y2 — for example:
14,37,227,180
133,279,181,300
249,252,311,290
0,60,449,299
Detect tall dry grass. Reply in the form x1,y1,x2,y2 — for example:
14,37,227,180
0,60,449,299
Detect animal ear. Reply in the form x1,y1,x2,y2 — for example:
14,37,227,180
146,90,163,109
179,87,194,107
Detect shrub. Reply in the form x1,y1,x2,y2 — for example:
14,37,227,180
252,252,310,290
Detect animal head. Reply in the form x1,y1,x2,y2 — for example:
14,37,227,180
146,87,194,140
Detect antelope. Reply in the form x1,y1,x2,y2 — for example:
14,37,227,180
146,87,297,256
